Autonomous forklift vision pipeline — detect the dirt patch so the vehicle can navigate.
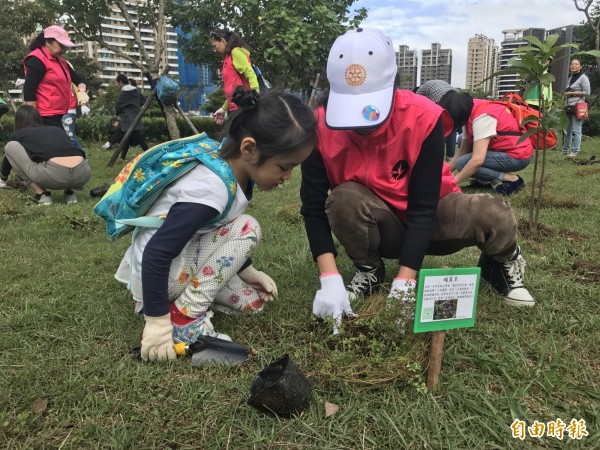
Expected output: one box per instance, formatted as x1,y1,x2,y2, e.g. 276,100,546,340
554,261,600,284
576,166,600,176
518,218,555,239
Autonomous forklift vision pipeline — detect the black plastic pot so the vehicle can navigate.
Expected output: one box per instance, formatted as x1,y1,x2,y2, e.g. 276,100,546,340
247,354,311,417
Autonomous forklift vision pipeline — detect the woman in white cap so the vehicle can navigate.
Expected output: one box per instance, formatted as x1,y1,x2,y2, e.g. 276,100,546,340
23,25,88,129
301,28,534,335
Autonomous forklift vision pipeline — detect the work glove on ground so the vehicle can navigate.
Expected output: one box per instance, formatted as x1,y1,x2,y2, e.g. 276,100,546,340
313,274,355,333
102,142,111,149
77,90,89,105
141,314,177,361
238,265,278,301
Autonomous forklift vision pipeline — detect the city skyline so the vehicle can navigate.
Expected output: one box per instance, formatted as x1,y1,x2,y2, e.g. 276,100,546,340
354,0,585,88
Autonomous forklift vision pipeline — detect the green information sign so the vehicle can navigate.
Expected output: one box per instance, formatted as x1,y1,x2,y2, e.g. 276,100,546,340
413,267,481,333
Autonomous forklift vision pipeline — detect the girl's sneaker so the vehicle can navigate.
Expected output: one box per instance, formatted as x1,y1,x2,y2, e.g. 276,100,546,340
170,305,232,343
0,178,9,189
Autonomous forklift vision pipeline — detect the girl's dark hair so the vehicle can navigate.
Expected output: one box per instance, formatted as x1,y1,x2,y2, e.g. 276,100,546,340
29,32,55,51
116,74,129,85
209,28,250,54
220,86,317,164
14,105,43,131
438,90,474,131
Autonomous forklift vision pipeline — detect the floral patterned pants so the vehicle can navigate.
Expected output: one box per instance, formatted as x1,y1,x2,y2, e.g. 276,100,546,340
168,214,265,318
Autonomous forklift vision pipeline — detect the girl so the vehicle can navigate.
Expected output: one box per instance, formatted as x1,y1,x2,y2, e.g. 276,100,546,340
115,88,317,362
2,105,91,204
209,28,260,125
115,74,149,161
563,58,590,158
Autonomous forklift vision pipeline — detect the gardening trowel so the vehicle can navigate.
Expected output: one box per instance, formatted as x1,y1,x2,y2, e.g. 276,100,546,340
174,336,250,366
130,336,250,366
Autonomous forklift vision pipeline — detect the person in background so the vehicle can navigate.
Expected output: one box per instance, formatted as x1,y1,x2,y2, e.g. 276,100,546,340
115,88,317,361
416,80,473,161
300,28,534,336
2,105,90,204
562,58,590,158
208,28,260,125
115,74,149,161
23,25,88,129
448,96,534,195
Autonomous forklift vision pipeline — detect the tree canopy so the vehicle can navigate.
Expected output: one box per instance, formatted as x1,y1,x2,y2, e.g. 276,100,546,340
0,0,54,105
169,0,368,90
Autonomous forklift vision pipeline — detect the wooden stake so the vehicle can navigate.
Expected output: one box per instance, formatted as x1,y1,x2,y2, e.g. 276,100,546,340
426,330,446,390
175,103,199,135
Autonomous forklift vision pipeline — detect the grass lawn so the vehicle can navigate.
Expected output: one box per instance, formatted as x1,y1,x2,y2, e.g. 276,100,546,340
1,137,599,449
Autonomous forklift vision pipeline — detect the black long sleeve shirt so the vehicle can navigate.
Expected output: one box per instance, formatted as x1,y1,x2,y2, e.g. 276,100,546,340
300,118,445,271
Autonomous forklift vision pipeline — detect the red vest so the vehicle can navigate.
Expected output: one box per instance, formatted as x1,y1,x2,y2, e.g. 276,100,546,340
466,99,533,160
222,49,251,112
24,47,72,116
316,90,459,220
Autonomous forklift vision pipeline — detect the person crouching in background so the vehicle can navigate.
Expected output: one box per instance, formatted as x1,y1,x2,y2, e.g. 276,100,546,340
2,105,91,204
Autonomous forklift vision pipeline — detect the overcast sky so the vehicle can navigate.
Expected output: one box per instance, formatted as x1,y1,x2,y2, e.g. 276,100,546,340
352,0,586,88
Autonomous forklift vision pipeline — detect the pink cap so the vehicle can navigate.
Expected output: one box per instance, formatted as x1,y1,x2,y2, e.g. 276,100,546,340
44,25,75,47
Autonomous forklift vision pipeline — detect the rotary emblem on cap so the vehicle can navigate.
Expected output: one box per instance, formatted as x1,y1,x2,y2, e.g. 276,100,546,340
345,64,367,87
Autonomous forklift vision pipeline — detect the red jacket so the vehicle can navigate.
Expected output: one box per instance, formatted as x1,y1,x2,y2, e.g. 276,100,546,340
24,47,72,116
315,90,458,219
222,50,251,112
466,99,534,160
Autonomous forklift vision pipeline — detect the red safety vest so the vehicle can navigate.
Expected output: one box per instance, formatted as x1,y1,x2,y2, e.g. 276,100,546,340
466,99,534,160
222,49,251,112
315,90,459,221
24,47,72,116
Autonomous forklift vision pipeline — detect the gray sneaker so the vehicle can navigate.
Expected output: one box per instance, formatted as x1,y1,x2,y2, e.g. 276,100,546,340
35,192,52,205
64,191,78,204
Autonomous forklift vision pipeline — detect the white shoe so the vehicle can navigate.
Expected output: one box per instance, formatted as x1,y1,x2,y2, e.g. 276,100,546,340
35,193,53,205
0,178,8,189
64,191,78,204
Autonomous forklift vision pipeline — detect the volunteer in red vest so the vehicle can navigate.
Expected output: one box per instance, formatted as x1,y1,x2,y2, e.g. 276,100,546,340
448,98,534,196
209,28,259,125
300,28,534,332
23,25,88,129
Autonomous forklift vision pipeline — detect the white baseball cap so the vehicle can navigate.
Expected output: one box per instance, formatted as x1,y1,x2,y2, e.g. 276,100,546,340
325,28,397,129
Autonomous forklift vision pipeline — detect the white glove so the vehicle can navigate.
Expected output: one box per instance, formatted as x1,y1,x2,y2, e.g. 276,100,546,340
15,78,25,88
387,278,417,302
313,274,355,333
141,314,177,361
77,90,89,105
387,278,417,334
80,105,91,116
102,141,111,149
214,108,226,125
238,265,278,301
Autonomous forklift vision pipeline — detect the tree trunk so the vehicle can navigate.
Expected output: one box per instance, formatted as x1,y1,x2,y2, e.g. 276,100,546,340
164,105,180,140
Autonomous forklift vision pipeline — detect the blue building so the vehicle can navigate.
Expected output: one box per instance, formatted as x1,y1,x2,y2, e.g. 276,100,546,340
176,27,218,112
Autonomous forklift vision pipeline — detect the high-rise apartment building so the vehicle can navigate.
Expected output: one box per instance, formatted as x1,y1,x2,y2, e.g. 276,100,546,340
396,45,418,90
74,2,179,90
497,28,545,97
420,43,452,85
465,34,499,96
